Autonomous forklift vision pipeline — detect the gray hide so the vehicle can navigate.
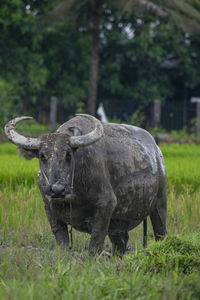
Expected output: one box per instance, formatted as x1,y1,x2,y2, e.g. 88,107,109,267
5,114,167,256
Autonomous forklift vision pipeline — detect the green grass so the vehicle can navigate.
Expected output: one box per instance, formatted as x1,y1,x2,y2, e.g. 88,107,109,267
0,119,50,136
15,119,50,136
0,143,38,189
161,144,200,192
0,142,200,299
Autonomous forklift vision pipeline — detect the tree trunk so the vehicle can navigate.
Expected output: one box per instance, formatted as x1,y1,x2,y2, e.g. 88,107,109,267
49,96,57,132
87,1,103,116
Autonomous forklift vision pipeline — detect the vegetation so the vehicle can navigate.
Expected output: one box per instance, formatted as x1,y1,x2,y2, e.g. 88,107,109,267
0,142,200,299
1,1,200,127
41,0,200,115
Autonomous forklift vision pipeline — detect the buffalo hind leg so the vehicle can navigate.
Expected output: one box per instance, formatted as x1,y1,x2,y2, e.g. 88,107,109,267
108,231,129,257
150,200,167,241
143,218,148,247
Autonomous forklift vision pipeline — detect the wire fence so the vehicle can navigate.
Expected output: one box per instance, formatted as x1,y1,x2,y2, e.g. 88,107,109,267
38,98,197,133
161,100,196,131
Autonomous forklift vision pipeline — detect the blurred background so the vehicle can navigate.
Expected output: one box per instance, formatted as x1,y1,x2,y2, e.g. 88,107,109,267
1,0,200,138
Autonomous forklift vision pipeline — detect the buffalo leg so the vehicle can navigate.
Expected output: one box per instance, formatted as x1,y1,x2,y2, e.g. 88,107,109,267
38,176,70,248
143,218,148,247
108,231,129,257
89,192,117,255
43,199,69,248
88,209,112,255
54,220,69,248
150,192,167,241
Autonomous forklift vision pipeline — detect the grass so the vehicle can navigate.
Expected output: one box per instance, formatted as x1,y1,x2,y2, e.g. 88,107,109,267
14,119,50,136
0,119,50,136
0,142,200,299
162,144,200,192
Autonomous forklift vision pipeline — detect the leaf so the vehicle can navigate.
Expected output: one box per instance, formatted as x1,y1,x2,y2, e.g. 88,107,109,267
39,0,76,26
122,0,168,17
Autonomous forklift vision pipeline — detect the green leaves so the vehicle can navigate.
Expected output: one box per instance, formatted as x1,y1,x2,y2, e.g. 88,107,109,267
0,0,200,123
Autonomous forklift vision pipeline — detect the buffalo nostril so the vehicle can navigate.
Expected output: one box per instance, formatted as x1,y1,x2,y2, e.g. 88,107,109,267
51,184,66,196
49,188,55,196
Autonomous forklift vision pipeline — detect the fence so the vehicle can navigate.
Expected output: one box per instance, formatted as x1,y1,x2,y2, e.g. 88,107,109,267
44,98,198,134
161,100,196,131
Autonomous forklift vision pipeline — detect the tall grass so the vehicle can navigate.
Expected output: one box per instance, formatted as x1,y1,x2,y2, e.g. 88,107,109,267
160,144,200,235
0,143,38,189
0,142,200,299
161,144,200,192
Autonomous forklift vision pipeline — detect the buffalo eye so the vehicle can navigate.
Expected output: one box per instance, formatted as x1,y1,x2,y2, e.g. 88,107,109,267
66,150,72,162
40,152,46,162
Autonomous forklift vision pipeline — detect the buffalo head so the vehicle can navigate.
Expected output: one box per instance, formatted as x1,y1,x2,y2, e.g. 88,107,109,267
5,114,103,199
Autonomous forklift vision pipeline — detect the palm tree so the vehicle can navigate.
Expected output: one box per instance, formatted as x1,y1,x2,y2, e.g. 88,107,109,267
40,0,200,116
124,0,200,33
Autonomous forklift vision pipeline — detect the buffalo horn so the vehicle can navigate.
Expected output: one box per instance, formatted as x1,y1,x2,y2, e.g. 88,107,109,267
4,117,40,149
69,114,104,148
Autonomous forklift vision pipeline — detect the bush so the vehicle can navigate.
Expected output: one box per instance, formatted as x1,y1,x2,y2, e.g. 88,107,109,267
124,235,200,275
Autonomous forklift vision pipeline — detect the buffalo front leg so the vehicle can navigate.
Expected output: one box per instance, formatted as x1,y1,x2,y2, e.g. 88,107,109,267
43,198,69,249
38,175,69,248
89,191,117,256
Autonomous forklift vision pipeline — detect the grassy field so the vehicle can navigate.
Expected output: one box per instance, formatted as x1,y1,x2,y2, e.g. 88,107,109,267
0,142,200,299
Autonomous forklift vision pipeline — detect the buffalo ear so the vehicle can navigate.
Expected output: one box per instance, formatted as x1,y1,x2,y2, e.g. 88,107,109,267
18,147,39,160
68,126,82,136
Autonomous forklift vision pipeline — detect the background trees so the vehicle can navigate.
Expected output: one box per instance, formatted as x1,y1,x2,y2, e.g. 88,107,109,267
40,0,200,116
0,0,200,130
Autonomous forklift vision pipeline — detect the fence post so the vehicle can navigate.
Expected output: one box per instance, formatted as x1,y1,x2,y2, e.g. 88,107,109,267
191,98,200,138
50,96,57,132
197,102,200,138
153,100,161,128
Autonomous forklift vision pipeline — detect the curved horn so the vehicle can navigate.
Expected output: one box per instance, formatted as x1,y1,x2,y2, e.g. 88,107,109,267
4,117,40,149
69,114,104,148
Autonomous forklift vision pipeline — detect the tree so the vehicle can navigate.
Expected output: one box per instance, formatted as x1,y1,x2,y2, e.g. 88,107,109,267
0,0,47,128
1,0,200,127
39,0,200,116
39,21,91,121
87,1,103,115
97,6,200,124
40,0,109,115
124,0,200,34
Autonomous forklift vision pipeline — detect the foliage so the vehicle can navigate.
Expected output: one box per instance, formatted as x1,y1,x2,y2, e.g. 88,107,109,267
124,0,200,34
149,126,168,137
0,0,48,126
170,127,196,139
0,119,49,136
1,1,200,128
125,235,200,274
108,116,122,124
127,106,146,127
16,120,50,136
40,22,91,109
75,101,86,114
0,0,91,125
98,8,200,118
38,0,200,116
0,79,17,130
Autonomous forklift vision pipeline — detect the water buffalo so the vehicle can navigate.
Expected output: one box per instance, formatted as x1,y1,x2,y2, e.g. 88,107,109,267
5,114,167,256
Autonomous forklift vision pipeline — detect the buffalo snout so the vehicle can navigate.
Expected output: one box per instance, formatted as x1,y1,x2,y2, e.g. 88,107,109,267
49,183,67,198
